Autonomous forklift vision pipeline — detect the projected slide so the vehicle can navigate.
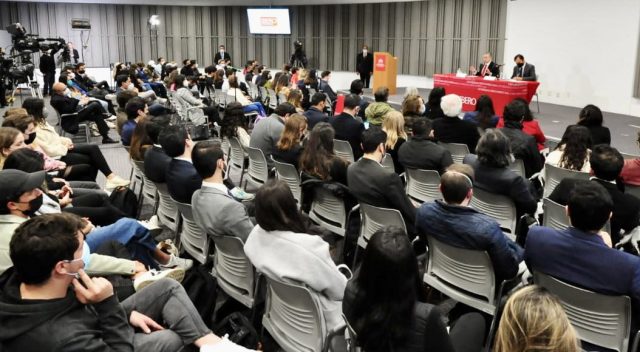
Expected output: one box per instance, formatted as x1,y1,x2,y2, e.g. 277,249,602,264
247,8,291,34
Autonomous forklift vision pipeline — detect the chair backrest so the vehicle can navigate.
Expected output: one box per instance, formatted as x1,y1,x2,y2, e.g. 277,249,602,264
543,163,590,198
439,142,470,163
132,160,158,208
215,90,227,109
620,152,639,160
542,197,570,230
333,139,355,163
267,88,278,110
228,137,246,168
212,235,257,308
424,236,499,315
176,201,209,264
274,160,301,203
154,182,180,232
277,92,287,105
262,276,326,352
508,158,526,178
625,184,640,199
469,187,517,234
246,147,269,189
357,203,407,249
381,153,395,172
258,86,268,104
405,168,442,204
308,186,348,236
533,271,633,352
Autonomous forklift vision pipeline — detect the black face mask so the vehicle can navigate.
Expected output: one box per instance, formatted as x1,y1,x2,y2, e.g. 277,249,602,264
516,62,524,68
20,194,43,217
25,132,36,145
78,70,85,74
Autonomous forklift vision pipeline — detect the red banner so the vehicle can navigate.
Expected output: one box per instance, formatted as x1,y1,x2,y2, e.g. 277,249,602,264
374,54,386,71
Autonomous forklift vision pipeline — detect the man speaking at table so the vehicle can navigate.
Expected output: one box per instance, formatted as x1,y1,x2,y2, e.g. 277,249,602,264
470,53,500,77
511,54,537,81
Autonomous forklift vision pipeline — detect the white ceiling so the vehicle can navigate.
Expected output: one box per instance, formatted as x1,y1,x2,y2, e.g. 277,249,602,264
13,0,422,5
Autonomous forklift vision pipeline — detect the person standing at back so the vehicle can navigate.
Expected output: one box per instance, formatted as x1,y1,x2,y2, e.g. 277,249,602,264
39,48,56,97
356,45,374,88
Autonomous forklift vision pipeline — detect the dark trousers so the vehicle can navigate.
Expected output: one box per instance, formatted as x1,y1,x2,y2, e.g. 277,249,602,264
203,106,221,125
60,143,113,179
359,72,371,88
42,71,56,95
0,80,6,106
68,101,110,137
449,313,487,352
64,192,127,226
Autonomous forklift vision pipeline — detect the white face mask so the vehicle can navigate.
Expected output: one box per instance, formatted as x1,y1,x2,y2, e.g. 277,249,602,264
68,73,75,80
363,49,368,55
64,88,71,96
418,104,426,115
126,84,134,91
183,80,189,87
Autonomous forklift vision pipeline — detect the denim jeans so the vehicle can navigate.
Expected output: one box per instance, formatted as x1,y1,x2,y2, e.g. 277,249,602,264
121,279,212,352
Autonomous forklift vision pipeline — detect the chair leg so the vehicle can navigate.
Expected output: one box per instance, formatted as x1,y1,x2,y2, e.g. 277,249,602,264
84,124,90,144
536,94,540,113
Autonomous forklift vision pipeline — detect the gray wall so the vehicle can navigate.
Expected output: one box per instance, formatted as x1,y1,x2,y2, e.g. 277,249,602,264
0,0,507,76
636,30,640,98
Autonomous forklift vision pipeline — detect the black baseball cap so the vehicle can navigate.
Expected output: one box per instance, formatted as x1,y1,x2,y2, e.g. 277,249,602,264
0,170,45,204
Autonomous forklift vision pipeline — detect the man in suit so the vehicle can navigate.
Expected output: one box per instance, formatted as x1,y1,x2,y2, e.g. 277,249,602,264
39,48,56,96
331,94,366,161
160,125,201,204
250,103,296,169
318,71,337,102
143,116,171,183
472,52,500,77
356,45,374,88
49,82,117,144
511,54,537,81
304,93,329,130
213,45,232,65
525,181,640,347
432,94,480,153
398,118,453,174
500,99,544,178
191,141,254,243
347,127,417,238
549,144,640,246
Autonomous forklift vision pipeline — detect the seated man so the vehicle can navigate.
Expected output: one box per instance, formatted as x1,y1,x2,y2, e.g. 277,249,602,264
432,94,480,153
249,103,296,169
398,118,453,174
416,163,523,282
318,70,337,102
121,97,147,147
347,127,417,237
525,182,640,350
331,94,366,161
364,86,394,126
0,213,256,352
50,82,117,144
115,74,167,116
549,144,640,246
74,62,111,92
304,92,329,130
500,99,543,178
191,141,254,243
143,116,172,183
174,74,220,126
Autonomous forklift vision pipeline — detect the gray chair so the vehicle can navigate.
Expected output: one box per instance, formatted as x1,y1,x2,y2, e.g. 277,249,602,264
333,139,355,163
176,201,209,265
381,153,395,172
274,160,302,204
309,186,348,236
53,108,90,143
356,204,407,250
439,142,470,164
543,164,590,198
405,168,442,205
469,188,517,234
215,89,227,109
227,137,247,185
132,160,159,217
533,271,640,352
621,152,640,160
244,147,270,190
277,92,287,105
211,235,259,309
626,184,640,199
154,182,181,233
262,276,342,352
267,88,278,111
542,198,570,230
508,158,526,178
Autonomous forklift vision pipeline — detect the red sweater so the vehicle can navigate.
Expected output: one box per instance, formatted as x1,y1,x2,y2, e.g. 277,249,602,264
621,159,640,186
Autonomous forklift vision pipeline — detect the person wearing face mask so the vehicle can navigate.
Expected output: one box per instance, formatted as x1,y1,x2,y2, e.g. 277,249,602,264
356,45,374,88
74,63,111,92
331,94,366,160
511,54,537,81
174,75,221,127
39,48,56,97
400,94,427,134
214,44,232,66
347,127,418,239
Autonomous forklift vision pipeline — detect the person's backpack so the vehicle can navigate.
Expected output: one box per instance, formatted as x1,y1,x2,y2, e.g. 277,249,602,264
182,263,218,327
108,186,138,218
213,312,260,349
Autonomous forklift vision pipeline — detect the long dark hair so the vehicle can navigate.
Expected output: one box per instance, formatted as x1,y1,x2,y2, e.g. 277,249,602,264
558,125,592,171
578,104,603,127
347,227,424,351
299,122,342,180
475,95,496,129
22,98,46,126
254,179,308,234
129,117,153,161
427,87,446,109
220,102,246,140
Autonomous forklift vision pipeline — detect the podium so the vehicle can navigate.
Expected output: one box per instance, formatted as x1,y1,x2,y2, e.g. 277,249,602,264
372,52,398,95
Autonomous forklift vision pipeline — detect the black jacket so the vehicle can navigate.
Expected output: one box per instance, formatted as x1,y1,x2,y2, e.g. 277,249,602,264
166,159,203,204
501,121,544,178
511,63,537,81
273,145,303,170
347,158,417,235
214,52,232,64
475,61,500,77
318,80,337,101
50,93,80,115
398,136,453,174
549,178,640,245
144,146,172,183
586,125,611,146
303,107,329,130
432,117,480,154
331,112,365,161
0,269,134,352
356,53,374,74
39,53,56,73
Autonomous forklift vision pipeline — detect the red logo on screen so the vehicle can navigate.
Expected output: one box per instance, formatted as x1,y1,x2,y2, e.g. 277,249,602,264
375,55,386,71
260,17,278,27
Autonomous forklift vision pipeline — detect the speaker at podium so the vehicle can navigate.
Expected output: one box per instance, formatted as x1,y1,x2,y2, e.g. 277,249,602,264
372,52,398,95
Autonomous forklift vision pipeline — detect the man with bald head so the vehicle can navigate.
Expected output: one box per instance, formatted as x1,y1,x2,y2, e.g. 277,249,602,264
415,163,523,282
471,52,500,77
50,82,117,144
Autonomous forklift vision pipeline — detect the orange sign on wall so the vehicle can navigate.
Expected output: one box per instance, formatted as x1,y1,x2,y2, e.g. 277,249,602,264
375,54,386,71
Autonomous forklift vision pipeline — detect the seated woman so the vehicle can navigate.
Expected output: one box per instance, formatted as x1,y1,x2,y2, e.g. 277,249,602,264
299,122,350,186
220,102,251,154
621,131,640,186
545,125,592,175
463,129,538,217
129,116,153,162
577,104,610,146
226,76,267,117
21,98,130,189
275,74,291,99
343,226,486,352
401,94,426,134
463,94,499,130
273,113,307,168
173,74,220,126
426,87,446,120
497,98,546,150
381,111,408,174
494,285,580,352
244,179,348,331
287,89,305,113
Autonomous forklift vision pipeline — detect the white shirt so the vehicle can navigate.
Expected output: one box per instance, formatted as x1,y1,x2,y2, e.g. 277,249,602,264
201,181,228,194
174,156,192,164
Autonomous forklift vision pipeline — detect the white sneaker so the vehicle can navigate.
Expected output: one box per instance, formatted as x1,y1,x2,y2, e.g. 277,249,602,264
105,175,130,190
105,115,117,121
133,267,185,291
159,254,193,271
106,121,116,129
157,238,179,256
229,187,255,201
89,123,101,137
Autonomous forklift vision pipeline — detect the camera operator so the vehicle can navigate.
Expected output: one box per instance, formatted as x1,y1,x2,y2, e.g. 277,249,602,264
290,41,308,68
58,42,79,67
39,48,56,97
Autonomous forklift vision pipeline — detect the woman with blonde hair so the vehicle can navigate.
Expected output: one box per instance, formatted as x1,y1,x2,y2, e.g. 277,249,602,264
382,111,408,174
287,89,304,113
494,285,580,352
273,113,307,168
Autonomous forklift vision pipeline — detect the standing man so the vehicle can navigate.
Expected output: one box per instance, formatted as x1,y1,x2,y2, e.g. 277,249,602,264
356,45,374,88
39,49,56,97
214,45,231,65
471,53,500,77
511,54,537,81
59,42,80,68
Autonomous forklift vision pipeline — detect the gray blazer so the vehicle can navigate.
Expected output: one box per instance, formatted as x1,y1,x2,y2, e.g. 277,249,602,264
511,63,537,81
191,186,254,243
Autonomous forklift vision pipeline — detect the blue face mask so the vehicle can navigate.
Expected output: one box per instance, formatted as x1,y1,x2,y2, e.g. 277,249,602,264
64,242,91,278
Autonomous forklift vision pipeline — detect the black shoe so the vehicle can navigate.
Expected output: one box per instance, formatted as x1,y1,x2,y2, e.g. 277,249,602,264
102,137,118,144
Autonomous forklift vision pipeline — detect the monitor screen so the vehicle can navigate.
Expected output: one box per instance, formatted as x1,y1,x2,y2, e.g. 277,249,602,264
247,8,291,35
